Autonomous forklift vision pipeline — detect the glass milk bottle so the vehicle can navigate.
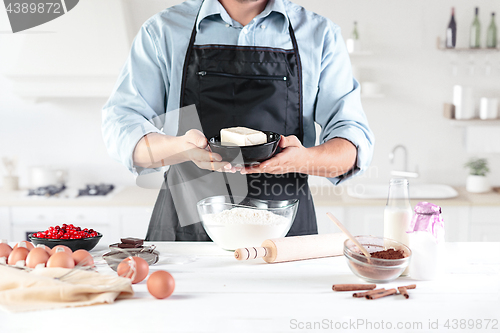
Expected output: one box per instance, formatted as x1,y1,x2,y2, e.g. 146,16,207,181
408,202,445,280
384,178,413,247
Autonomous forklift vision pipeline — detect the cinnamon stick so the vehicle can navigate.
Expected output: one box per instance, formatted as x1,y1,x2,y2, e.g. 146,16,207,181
398,286,409,299
366,288,397,300
353,288,386,298
332,284,376,291
399,284,416,290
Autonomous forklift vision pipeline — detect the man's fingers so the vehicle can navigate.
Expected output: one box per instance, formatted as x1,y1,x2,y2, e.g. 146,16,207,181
189,148,222,162
279,135,301,148
241,163,269,174
208,151,223,162
195,161,233,172
185,129,209,149
259,153,283,169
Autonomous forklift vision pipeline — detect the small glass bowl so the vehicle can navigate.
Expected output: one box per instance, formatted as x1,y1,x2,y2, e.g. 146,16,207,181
344,236,412,283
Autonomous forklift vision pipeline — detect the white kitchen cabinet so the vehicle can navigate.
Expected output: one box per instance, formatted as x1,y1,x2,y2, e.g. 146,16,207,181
469,207,500,242
439,205,471,242
316,205,394,237
8,206,155,244
116,207,153,239
314,206,345,234
470,224,500,242
3,201,498,243
343,206,385,237
0,207,10,240
11,207,112,225
10,206,120,245
318,205,472,242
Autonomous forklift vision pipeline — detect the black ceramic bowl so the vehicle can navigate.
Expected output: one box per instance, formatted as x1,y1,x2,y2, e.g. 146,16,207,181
29,233,103,252
208,131,281,166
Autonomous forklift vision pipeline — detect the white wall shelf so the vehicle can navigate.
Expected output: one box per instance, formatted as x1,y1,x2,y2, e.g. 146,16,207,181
349,50,385,98
348,51,374,56
6,75,118,100
449,119,500,126
437,46,500,53
361,93,385,99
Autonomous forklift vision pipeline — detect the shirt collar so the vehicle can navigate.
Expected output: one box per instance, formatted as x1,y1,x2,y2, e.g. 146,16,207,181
196,0,289,32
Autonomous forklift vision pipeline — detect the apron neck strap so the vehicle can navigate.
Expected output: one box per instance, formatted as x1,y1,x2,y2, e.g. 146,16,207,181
181,2,304,141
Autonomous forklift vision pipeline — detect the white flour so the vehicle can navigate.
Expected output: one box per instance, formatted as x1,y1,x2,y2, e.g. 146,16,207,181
202,207,290,250
204,207,288,226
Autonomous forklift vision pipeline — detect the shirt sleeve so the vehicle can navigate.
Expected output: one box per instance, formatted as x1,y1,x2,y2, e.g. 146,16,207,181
314,23,375,185
102,23,167,175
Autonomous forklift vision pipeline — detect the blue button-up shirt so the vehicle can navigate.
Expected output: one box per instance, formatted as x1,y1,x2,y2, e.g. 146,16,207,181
102,0,374,184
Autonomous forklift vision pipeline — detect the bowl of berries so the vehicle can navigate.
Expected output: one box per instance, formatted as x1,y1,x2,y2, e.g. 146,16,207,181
29,224,102,252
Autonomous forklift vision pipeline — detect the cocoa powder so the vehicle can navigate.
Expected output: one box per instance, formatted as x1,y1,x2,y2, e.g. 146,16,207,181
347,248,408,281
369,249,405,260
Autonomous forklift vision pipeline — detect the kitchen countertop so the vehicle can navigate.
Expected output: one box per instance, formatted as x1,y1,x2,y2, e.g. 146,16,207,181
1,242,499,333
0,185,498,207
313,185,500,207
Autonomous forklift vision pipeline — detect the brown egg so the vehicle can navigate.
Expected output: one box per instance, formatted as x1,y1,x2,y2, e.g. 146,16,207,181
50,245,72,255
8,247,30,265
0,243,13,258
35,244,52,255
72,249,94,267
26,247,50,268
117,257,149,284
13,241,34,251
47,250,75,268
147,271,175,299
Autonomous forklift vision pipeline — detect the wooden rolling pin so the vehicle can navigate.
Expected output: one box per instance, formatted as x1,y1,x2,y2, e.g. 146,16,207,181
234,233,347,263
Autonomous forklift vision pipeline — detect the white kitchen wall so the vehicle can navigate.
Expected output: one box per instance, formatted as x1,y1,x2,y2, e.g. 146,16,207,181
0,82,136,188
0,0,499,189
298,0,500,187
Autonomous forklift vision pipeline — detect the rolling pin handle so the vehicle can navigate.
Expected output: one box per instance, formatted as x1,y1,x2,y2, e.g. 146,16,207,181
234,247,267,261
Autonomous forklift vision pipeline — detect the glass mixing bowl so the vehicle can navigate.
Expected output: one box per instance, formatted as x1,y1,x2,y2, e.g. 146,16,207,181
344,236,412,283
197,196,299,251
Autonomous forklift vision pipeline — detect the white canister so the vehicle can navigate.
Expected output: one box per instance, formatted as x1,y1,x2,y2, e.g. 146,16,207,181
346,39,362,54
3,176,19,191
361,82,382,96
408,202,445,280
453,85,476,119
30,167,67,188
479,98,499,120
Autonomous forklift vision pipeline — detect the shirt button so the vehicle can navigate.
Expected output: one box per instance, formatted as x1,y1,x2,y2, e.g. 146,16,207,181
260,25,266,29
225,24,230,28
243,28,249,34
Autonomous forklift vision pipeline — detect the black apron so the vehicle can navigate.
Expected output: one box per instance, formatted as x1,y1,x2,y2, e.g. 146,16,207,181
145,4,317,241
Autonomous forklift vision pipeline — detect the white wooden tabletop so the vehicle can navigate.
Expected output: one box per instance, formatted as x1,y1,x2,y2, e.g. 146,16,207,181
1,242,499,333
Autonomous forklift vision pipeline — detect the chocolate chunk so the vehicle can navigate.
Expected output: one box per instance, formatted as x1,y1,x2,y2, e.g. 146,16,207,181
118,243,143,248
120,237,144,245
109,243,144,249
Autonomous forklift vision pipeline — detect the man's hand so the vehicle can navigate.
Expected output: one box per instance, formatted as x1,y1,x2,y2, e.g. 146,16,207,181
241,136,357,178
133,129,236,172
241,135,307,175
180,129,234,172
